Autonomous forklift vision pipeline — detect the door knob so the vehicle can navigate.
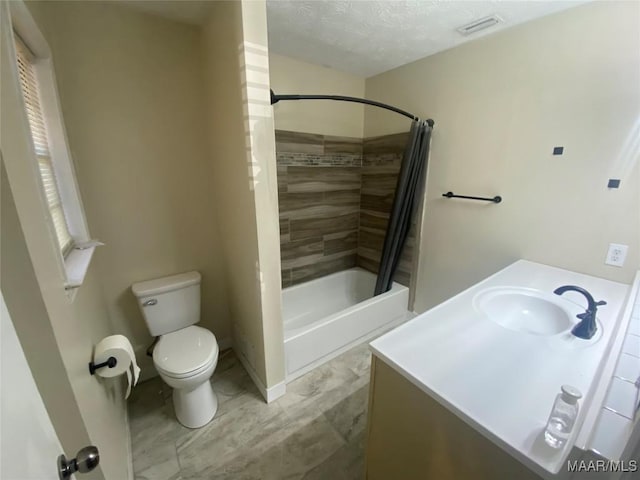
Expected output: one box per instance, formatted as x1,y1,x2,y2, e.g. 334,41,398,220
58,446,99,480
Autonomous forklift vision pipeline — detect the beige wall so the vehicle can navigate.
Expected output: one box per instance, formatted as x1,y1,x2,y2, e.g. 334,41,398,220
364,1,640,313
202,0,284,392
26,0,231,375
239,0,285,389
1,2,129,477
270,53,365,138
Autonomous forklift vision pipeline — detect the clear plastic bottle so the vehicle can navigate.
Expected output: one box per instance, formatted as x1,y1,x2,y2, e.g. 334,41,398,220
544,385,582,449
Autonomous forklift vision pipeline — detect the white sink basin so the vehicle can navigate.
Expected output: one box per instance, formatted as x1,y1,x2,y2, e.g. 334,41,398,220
474,287,574,335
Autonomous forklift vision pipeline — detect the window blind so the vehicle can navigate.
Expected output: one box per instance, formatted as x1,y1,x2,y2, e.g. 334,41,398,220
14,35,73,255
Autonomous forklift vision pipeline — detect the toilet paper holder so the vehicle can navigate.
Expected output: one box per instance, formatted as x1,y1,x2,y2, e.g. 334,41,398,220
88,356,117,375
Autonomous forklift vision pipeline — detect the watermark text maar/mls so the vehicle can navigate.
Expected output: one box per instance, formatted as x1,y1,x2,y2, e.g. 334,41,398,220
567,460,637,473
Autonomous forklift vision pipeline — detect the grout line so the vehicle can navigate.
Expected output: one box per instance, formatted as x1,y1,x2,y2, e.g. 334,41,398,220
613,374,639,385
603,405,634,421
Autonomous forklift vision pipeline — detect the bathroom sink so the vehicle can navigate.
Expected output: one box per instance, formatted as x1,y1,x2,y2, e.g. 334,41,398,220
474,288,573,336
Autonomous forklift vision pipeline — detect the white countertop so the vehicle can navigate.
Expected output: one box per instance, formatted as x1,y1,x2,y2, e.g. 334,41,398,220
370,260,631,478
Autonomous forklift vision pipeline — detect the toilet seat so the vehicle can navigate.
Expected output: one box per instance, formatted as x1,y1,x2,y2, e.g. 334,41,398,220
153,325,218,379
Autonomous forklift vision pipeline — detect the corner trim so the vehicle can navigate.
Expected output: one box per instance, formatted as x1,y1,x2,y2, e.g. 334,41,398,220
234,348,286,403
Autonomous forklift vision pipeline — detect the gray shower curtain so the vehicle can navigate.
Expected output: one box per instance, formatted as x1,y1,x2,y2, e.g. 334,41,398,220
374,119,432,295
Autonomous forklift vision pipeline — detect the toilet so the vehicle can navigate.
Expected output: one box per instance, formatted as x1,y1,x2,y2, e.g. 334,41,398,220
131,271,218,428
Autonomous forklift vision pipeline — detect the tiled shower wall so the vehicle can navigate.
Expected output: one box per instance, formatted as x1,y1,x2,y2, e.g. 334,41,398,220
277,130,362,287
276,130,414,288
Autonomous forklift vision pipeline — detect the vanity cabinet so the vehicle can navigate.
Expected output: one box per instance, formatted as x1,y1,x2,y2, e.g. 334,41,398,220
364,356,542,480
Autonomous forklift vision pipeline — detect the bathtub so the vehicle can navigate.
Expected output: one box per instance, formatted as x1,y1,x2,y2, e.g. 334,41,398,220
282,267,410,381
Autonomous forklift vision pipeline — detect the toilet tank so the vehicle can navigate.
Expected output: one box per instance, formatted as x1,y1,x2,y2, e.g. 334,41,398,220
131,271,201,336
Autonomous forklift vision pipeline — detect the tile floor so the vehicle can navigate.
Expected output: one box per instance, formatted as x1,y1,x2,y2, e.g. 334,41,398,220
129,343,372,479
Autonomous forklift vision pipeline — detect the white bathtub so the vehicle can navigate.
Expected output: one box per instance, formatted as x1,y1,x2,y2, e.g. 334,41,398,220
282,267,410,380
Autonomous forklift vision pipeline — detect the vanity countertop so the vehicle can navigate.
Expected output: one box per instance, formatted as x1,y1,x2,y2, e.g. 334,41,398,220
369,260,632,478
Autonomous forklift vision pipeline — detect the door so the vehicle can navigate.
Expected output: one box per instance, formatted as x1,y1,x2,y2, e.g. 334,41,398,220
0,292,63,479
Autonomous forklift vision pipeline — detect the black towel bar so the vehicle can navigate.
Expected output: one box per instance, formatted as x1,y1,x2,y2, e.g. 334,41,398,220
442,191,502,203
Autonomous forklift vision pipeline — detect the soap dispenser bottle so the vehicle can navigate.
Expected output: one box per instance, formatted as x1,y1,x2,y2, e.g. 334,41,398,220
544,385,582,449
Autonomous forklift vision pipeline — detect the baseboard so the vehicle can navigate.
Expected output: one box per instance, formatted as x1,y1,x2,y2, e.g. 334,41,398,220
234,347,286,403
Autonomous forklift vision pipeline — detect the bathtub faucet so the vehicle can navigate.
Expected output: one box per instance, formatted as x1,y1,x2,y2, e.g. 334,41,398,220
553,285,606,340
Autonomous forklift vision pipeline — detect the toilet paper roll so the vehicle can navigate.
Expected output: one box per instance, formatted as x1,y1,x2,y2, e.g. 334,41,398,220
93,335,141,399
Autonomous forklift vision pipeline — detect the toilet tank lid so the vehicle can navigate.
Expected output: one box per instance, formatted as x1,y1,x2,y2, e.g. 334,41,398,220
131,271,201,297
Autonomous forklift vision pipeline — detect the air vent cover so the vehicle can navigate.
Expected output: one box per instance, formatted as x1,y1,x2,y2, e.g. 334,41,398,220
457,15,503,36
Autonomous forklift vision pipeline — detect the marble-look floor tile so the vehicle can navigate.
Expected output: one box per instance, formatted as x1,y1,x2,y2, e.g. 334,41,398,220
302,429,366,480
130,346,373,480
128,377,165,416
323,385,369,443
130,402,183,478
177,394,287,477
324,343,372,379
277,359,367,423
202,414,346,480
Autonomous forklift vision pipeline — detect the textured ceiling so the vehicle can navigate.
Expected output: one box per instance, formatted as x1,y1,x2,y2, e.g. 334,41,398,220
266,0,588,77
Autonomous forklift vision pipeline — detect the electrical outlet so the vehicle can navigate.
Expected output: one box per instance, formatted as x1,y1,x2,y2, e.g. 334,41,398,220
605,243,628,267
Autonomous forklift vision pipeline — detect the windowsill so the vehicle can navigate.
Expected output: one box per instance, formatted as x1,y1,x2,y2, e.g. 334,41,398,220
64,246,96,300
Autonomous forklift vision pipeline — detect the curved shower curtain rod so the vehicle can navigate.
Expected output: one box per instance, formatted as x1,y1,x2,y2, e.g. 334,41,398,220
270,89,434,127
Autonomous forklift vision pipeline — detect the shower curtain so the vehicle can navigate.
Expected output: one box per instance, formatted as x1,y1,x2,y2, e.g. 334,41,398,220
374,119,432,295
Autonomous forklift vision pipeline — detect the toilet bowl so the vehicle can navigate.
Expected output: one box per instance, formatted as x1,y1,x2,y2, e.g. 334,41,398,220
131,271,219,428
153,325,219,428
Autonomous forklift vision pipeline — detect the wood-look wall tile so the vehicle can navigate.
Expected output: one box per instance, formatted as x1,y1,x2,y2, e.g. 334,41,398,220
360,193,394,213
393,270,410,287
324,230,358,256
276,130,324,154
360,172,398,195
279,192,324,216
276,130,416,288
277,166,288,193
281,269,292,288
290,213,359,241
287,167,361,193
359,212,389,231
362,154,403,168
356,255,379,275
363,132,409,155
279,218,290,235
281,236,323,260
361,163,402,175
289,204,361,221
291,253,357,285
323,189,361,206
324,136,363,154
357,245,382,263
357,229,384,251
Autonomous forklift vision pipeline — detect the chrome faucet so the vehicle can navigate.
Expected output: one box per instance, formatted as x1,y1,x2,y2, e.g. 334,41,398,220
554,285,606,340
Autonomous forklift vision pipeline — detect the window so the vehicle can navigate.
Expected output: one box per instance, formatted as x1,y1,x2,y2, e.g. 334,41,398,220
8,0,97,293
14,35,73,256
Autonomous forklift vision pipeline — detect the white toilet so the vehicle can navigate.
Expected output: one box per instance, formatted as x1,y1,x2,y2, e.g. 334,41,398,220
132,271,219,428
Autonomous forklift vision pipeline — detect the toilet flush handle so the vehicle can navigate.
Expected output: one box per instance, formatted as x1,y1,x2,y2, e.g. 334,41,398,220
143,299,157,307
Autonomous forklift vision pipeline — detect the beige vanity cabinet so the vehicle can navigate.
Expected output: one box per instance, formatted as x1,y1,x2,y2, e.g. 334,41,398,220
364,356,543,480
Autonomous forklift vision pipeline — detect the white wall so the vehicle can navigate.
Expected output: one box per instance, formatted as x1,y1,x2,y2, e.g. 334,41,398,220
364,1,640,312
270,53,365,137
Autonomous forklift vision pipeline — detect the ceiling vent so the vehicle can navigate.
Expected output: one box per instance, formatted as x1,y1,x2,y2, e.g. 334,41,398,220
457,15,503,36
